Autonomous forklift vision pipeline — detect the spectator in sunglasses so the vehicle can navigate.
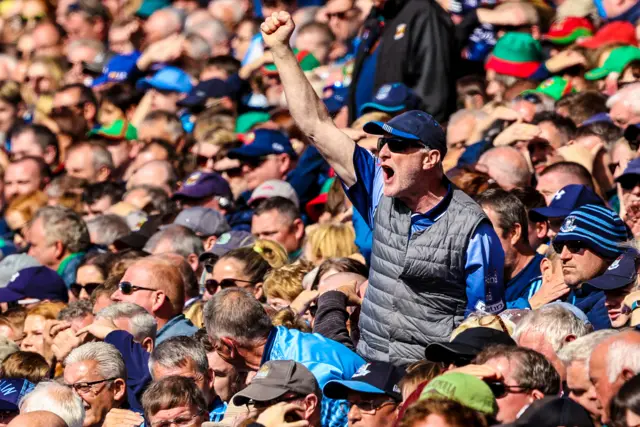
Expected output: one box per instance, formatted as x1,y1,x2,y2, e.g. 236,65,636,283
71,253,111,301
53,83,99,131
618,158,640,238
111,255,198,345
552,204,629,329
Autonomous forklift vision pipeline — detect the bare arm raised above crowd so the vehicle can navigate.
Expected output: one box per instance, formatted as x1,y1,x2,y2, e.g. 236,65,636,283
261,12,357,187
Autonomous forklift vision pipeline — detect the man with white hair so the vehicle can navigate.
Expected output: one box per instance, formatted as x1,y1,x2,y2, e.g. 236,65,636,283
20,381,85,427
558,330,619,423
189,18,230,56
143,8,184,47
63,342,129,427
513,303,591,380
607,83,640,129
589,330,640,424
96,302,157,351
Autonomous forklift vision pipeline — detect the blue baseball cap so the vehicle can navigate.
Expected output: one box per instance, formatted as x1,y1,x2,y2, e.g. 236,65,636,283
616,158,640,186
172,171,232,200
553,204,629,260
177,78,241,109
136,0,171,18
587,250,638,291
227,129,296,159
363,110,447,155
581,112,612,126
91,52,141,87
324,362,405,402
530,184,604,220
0,379,35,410
359,83,423,115
323,86,349,115
136,66,193,93
0,266,68,303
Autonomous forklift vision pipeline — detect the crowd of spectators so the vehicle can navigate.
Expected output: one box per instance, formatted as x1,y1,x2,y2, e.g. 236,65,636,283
1,0,640,426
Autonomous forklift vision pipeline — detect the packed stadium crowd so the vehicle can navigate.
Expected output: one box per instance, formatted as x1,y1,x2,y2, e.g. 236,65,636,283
2,0,640,426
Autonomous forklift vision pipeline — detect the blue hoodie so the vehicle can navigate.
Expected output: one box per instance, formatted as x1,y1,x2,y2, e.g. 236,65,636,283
568,284,611,330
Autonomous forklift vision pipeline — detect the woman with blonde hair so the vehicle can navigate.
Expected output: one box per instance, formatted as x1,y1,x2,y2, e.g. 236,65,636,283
202,239,288,302
22,56,64,108
304,223,359,265
263,261,314,310
20,301,66,365
4,190,48,250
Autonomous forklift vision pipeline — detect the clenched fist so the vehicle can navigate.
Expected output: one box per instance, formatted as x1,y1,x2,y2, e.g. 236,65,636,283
261,11,295,49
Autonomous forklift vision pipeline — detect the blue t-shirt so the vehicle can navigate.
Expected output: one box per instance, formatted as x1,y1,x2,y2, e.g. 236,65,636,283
344,146,506,314
505,253,544,309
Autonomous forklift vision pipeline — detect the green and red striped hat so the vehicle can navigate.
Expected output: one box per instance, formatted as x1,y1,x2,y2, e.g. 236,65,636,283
263,49,320,76
543,17,594,45
521,76,576,101
485,33,544,79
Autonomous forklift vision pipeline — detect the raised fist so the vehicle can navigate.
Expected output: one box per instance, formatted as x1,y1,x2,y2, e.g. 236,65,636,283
261,11,295,49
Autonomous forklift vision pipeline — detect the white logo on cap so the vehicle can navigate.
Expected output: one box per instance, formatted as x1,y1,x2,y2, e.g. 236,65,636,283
608,258,622,271
272,143,284,152
9,272,18,283
216,233,231,245
352,363,371,378
376,85,392,100
553,189,566,201
561,215,577,233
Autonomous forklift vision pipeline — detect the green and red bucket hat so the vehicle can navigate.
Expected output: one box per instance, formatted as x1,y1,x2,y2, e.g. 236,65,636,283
485,32,544,79
521,76,576,101
543,17,594,45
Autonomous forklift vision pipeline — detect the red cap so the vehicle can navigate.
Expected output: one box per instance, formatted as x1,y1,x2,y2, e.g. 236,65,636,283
578,21,638,49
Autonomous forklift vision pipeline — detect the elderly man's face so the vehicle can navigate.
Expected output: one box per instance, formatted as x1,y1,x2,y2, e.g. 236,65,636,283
589,343,624,424
65,12,101,42
325,0,362,42
111,264,158,314
610,98,640,128
11,130,44,161
27,217,59,268
148,405,206,427
482,356,534,423
65,45,99,84
377,136,434,200
566,360,601,421
66,146,98,182
347,391,398,427
4,160,42,202
207,350,244,403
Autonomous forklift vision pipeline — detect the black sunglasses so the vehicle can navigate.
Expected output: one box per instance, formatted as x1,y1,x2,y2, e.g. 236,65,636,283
205,278,256,295
619,177,640,191
377,137,427,154
70,282,101,298
218,166,243,178
552,240,588,255
485,381,531,399
118,281,156,295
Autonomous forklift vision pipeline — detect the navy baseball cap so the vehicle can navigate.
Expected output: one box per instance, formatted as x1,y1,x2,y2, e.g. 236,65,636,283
425,327,516,366
530,184,604,221
0,266,68,303
323,362,405,402
173,171,232,201
359,83,423,115
324,86,349,115
587,250,638,291
199,230,256,261
0,379,35,410
136,66,193,93
227,129,296,159
171,207,230,237
177,78,241,109
91,53,141,87
616,158,640,186
363,110,447,156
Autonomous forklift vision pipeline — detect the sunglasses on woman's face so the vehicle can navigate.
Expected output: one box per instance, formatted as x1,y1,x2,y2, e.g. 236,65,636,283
205,278,256,295
69,282,101,299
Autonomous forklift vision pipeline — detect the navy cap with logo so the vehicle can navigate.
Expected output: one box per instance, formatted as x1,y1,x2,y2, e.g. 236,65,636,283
616,157,640,187
0,266,68,304
171,207,230,237
359,83,424,115
324,86,349,115
530,184,604,221
323,362,405,402
172,171,233,201
199,230,256,261
177,78,241,110
227,129,296,159
0,379,35,411
587,250,638,291
553,204,629,260
363,110,447,156
424,327,516,366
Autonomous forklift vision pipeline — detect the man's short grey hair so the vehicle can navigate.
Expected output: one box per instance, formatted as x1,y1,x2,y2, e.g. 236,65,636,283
606,83,640,114
33,206,91,253
190,18,229,47
558,329,619,366
513,305,592,353
153,7,185,34
58,300,93,323
90,144,114,171
66,38,105,56
96,302,157,343
64,342,127,381
19,381,85,427
0,336,19,362
87,214,131,246
185,32,211,60
210,0,246,25
149,336,208,379
605,339,640,383
144,225,204,257
204,288,273,346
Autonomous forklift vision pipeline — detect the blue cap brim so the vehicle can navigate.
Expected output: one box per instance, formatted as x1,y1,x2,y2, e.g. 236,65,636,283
323,380,387,400
530,207,571,220
177,95,205,108
362,121,420,140
359,102,405,115
587,273,634,290
324,98,345,115
91,75,109,87
0,287,25,303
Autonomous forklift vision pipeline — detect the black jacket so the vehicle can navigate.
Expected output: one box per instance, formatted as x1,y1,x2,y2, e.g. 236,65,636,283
348,0,458,123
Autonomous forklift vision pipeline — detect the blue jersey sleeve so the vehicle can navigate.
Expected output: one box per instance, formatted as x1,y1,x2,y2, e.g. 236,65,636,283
464,221,506,315
342,146,383,228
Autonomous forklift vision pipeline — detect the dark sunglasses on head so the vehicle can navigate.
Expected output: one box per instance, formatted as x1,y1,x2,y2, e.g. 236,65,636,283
552,240,588,255
196,154,216,167
118,281,156,295
205,278,256,295
70,282,101,298
377,137,427,154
